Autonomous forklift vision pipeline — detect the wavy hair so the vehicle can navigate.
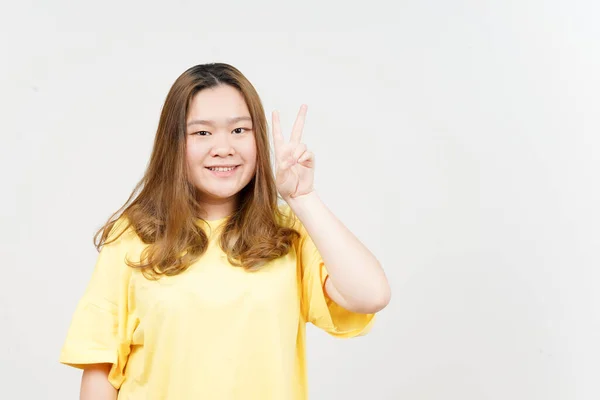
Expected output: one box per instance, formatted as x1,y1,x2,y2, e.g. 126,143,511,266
94,63,299,277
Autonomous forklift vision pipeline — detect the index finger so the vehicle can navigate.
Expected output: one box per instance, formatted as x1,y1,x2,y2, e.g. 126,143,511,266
290,104,308,144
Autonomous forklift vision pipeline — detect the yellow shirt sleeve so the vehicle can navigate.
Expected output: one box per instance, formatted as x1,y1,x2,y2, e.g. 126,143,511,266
59,218,136,389
288,206,376,338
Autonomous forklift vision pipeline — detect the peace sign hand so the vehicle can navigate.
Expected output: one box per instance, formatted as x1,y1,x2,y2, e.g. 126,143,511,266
272,105,315,201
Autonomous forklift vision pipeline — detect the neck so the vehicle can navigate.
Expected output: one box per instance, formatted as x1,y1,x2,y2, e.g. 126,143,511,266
198,196,238,221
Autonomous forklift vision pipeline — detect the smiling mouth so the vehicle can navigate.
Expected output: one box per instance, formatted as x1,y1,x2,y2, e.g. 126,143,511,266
206,165,239,172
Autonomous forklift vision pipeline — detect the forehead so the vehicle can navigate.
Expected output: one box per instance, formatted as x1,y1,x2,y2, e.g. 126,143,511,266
188,85,250,119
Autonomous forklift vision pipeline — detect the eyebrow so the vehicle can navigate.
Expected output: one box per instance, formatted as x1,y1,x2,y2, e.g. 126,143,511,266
186,116,252,127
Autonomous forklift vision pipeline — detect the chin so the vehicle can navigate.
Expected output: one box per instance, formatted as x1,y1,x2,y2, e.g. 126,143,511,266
201,187,241,201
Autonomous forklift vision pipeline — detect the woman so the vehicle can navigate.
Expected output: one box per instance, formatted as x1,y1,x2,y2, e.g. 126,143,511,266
59,63,391,399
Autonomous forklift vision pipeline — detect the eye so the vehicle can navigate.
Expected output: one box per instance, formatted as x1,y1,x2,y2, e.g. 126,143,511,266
232,127,250,134
192,131,211,136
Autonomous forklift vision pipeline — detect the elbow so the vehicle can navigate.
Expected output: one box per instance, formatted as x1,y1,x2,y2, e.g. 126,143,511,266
376,285,392,312
361,283,391,314
371,267,392,312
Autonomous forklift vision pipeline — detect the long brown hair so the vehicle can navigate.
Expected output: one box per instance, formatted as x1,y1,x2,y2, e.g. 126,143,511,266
94,63,299,277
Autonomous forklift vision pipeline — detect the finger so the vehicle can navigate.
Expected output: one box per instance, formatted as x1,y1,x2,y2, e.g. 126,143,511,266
271,110,285,154
290,104,308,144
291,143,307,164
298,150,314,165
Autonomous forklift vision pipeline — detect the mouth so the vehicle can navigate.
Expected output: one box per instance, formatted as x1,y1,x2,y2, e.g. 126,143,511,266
206,165,239,171
205,165,240,177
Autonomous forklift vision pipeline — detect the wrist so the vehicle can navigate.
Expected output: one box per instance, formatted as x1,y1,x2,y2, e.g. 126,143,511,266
285,191,320,217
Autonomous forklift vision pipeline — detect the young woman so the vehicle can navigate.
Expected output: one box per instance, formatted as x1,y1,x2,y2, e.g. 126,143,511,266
59,63,391,400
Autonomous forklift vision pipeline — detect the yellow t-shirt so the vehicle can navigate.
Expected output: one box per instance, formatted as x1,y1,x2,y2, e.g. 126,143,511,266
59,205,375,399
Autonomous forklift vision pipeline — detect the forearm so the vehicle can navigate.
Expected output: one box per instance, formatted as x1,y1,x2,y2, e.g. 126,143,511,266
80,364,117,400
287,191,391,313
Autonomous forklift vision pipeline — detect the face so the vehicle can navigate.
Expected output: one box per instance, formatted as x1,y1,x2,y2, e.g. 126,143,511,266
185,85,257,215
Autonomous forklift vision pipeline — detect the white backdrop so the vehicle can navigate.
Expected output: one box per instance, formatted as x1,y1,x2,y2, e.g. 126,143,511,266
1,0,599,399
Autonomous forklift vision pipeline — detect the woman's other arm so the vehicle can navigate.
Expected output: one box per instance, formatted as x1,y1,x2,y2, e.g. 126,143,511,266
80,364,117,400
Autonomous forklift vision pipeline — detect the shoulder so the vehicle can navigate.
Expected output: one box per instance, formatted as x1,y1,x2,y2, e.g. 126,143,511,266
94,216,146,277
276,202,299,229
102,215,144,251
276,202,309,239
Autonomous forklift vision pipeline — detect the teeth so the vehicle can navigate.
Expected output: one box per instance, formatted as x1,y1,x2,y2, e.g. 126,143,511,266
209,166,236,172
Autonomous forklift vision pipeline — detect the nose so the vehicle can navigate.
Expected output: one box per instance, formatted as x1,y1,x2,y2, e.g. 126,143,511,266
209,132,236,157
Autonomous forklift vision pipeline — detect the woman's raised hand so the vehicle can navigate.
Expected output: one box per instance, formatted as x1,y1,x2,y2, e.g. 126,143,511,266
271,105,315,200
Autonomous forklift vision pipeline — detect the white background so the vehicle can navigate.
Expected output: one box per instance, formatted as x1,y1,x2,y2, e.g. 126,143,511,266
1,0,599,399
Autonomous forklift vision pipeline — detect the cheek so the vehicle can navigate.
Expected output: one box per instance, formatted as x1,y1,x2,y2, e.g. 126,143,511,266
244,138,258,166
186,142,206,165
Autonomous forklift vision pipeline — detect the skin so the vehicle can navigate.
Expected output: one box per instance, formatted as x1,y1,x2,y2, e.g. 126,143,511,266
271,106,391,314
80,84,391,398
80,364,116,400
185,85,257,221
